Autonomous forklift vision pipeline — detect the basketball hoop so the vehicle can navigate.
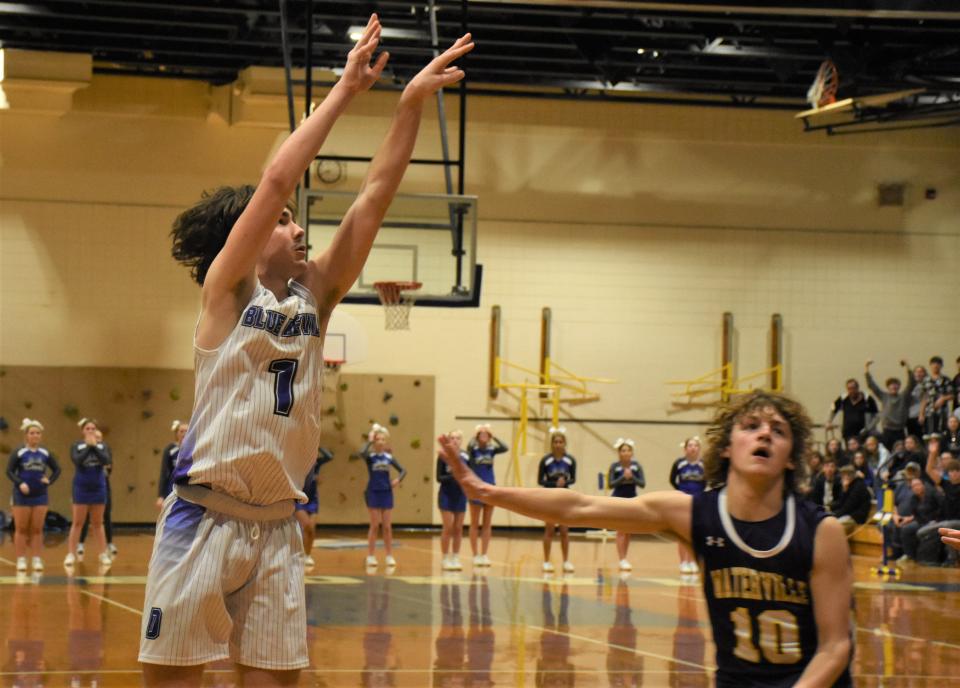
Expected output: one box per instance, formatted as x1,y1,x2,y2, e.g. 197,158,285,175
373,281,422,330
324,360,344,374
807,60,839,109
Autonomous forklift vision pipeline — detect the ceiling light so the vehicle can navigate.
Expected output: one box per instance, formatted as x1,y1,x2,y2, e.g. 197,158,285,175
637,48,646,55
347,25,427,42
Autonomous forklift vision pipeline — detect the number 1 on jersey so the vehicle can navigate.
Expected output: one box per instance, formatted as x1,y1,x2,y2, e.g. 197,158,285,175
269,359,299,416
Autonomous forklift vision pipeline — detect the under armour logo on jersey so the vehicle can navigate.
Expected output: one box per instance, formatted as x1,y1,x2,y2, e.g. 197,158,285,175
705,536,726,547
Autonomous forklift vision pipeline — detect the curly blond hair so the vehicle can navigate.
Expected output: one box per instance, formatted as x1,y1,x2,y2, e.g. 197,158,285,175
703,389,812,494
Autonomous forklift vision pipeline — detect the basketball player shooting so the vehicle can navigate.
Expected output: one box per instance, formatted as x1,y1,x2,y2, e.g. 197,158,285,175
138,15,473,687
439,390,853,688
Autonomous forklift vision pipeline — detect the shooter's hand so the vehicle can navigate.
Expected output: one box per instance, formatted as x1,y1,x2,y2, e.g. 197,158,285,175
402,34,474,104
338,14,389,95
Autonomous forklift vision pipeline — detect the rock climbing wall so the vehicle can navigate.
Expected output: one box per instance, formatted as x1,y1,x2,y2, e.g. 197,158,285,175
0,366,435,525
317,371,436,526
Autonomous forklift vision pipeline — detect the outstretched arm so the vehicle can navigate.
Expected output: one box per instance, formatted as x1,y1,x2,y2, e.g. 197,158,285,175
308,34,475,313
940,527,960,551
437,435,691,538
198,15,388,339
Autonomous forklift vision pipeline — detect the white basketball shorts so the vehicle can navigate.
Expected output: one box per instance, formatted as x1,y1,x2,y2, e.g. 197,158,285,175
138,492,307,670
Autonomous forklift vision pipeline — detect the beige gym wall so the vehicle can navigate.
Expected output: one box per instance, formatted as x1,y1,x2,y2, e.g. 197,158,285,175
2,64,959,525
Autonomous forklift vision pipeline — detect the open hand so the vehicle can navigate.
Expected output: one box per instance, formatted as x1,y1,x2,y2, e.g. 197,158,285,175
339,14,390,94
18,482,29,495
402,34,474,103
940,527,960,551
438,434,487,501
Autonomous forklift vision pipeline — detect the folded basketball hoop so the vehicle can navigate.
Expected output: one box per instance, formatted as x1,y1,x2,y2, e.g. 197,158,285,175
373,281,422,330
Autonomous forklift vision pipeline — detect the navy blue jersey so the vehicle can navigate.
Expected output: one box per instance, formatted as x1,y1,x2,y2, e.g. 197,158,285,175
608,460,645,498
302,450,333,502
158,443,179,499
669,458,706,497
437,450,470,486
692,489,852,688
6,446,61,495
538,453,577,488
468,437,508,484
364,451,406,492
71,441,111,488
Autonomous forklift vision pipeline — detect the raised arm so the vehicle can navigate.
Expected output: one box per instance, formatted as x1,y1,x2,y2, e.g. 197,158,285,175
926,437,943,486
438,435,691,537
492,437,509,455
794,518,852,688
199,16,388,331
864,361,884,399
307,34,474,312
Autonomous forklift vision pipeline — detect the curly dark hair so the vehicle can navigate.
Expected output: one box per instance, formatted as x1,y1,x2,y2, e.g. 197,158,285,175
702,389,812,495
171,185,256,285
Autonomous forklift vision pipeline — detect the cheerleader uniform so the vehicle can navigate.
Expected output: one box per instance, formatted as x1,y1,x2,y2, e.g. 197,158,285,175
158,442,179,501
537,453,577,489
608,460,645,498
437,449,470,513
467,437,508,505
669,457,706,498
71,441,111,505
6,446,61,507
296,448,333,515
363,448,406,510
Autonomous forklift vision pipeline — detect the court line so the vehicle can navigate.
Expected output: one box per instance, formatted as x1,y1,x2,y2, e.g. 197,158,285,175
382,586,716,673
0,556,18,567
855,625,960,651
82,589,143,616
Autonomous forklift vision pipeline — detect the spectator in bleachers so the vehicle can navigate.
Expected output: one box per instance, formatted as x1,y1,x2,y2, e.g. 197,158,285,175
953,355,960,417
865,358,917,451
923,438,960,567
863,435,891,476
798,451,823,497
907,366,927,439
851,450,875,494
921,356,954,437
827,378,878,441
885,435,924,483
810,457,842,513
942,415,960,455
833,465,872,535
824,437,848,468
845,435,862,457
898,477,943,564
883,464,923,559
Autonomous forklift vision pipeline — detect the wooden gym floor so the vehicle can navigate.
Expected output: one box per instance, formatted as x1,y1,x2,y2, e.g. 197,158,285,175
1,529,959,687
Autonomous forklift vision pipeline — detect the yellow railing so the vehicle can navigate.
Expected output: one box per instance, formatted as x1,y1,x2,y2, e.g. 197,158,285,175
668,363,782,406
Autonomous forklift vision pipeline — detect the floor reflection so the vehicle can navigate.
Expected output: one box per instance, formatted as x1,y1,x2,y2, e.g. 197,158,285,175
536,580,574,687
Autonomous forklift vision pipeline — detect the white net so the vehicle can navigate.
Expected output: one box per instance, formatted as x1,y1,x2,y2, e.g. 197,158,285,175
374,282,421,330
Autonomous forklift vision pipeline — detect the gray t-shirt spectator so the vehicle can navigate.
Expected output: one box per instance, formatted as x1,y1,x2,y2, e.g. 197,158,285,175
866,371,917,433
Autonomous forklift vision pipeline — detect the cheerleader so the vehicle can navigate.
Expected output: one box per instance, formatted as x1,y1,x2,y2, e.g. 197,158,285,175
64,418,112,568
295,447,334,568
362,424,406,568
467,424,508,566
78,428,115,559
6,419,61,572
608,438,645,571
155,420,187,510
437,430,469,571
669,436,706,574
537,426,577,573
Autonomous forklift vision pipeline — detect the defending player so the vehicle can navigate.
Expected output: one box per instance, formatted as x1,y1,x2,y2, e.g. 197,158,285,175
138,16,473,685
439,390,853,688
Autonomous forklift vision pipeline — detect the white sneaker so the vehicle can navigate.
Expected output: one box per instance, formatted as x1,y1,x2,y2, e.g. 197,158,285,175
473,554,484,566
542,561,555,573
99,552,112,567
385,555,397,568
31,557,43,572
680,561,691,573
450,555,462,570
619,559,632,571
562,561,575,573
365,555,378,568
76,543,84,556
441,555,453,570
108,543,118,557
63,553,76,567
481,554,492,567
688,561,700,574
304,555,316,568
16,557,27,572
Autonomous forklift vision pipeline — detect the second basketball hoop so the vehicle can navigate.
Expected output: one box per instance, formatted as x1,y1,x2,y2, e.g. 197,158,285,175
374,281,422,330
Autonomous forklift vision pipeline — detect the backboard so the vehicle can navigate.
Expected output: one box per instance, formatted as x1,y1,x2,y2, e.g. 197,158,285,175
301,190,481,307
324,309,367,367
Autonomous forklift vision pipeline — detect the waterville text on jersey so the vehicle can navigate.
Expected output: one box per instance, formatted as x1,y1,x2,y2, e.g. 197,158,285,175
241,306,321,338
710,566,810,605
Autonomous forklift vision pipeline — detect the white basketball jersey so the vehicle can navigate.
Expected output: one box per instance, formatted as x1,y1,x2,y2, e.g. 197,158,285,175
173,279,323,505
